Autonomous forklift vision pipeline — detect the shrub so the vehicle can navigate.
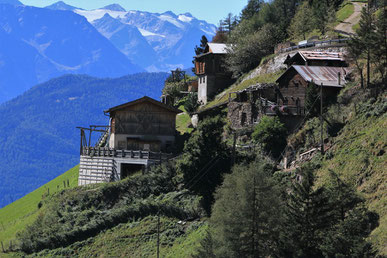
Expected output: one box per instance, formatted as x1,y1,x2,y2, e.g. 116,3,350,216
183,93,199,114
252,116,287,158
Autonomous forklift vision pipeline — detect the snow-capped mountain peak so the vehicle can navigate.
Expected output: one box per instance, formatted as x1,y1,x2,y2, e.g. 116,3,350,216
47,3,216,72
103,4,126,12
45,1,77,11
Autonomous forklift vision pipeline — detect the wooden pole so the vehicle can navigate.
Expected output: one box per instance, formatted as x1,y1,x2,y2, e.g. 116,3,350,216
320,83,324,154
157,215,160,258
88,127,92,148
80,129,84,155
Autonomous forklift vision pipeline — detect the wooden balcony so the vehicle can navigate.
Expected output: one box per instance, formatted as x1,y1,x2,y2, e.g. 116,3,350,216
81,147,173,161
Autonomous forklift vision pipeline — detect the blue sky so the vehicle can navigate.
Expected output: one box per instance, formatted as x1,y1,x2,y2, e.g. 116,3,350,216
19,0,247,25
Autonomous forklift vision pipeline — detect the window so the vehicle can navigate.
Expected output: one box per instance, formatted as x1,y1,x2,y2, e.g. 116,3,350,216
241,112,247,126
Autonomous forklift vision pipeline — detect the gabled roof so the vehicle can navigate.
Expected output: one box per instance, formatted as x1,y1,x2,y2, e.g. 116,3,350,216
276,65,352,87
207,43,230,54
195,43,231,58
285,51,345,64
104,96,182,114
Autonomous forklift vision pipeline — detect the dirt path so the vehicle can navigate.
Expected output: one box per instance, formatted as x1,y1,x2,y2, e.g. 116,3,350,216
335,2,366,35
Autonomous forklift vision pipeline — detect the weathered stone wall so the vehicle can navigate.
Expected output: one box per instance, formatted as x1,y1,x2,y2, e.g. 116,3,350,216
228,102,255,130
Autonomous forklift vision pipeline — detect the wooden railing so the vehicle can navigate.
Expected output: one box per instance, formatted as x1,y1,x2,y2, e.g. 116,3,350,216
81,147,173,161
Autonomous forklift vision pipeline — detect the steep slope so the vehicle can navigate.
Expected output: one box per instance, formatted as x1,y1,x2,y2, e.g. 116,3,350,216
93,14,158,69
0,165,79,252
0,72,168,208
0,4,143,103
315,95,387,255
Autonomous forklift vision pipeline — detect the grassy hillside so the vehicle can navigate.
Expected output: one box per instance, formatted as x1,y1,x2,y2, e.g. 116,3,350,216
316,95,387,255
33,216,207,257
336,1,355,24
176,105,193,134
0,166,79,252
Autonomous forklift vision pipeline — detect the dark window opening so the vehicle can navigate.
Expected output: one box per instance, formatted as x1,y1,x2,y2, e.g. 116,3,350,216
241,112,247,126
121,163,144,179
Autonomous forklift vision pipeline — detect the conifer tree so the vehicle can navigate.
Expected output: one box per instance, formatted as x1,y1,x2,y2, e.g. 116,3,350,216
288,2,315,40
220,13,238,35
209,160,283,257
371,6,387,84
241,0,263,21
284,165,335,257
194,35,208,56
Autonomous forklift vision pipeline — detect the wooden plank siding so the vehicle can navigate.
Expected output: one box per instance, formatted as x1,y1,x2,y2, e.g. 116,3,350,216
277,70,308,107
111,102,176,136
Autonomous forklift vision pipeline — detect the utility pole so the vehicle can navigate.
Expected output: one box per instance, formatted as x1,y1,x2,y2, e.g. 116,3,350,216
232,131,237,166
320,83,324,154
157,214,160,258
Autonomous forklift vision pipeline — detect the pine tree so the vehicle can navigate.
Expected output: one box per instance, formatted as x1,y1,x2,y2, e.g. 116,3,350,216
241,0,263,21
356,5,376,87
194,35,208,56
288,2,315,40
220,13,238,36
311,0,336,35
371,6,387,84
209,160,283,257
284,165,335,257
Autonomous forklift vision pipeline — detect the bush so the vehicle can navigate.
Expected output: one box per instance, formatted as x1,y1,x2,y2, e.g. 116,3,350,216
183,93,199,114
17,165,204,253
176,116,230,213
252,116,287,158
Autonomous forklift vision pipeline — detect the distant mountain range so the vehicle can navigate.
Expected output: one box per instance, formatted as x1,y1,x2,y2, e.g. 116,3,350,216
69,3,217,71
0,72,168,208
0,1,216,103
0,3,143,103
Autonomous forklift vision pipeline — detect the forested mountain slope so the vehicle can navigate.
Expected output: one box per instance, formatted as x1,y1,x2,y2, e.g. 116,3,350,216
0,72,168,208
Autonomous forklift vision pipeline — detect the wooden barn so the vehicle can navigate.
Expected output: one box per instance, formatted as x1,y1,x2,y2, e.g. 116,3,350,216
105,96,181,152
194,43,235,104
77,96,181,186
284,51,347,68
276,65,351,115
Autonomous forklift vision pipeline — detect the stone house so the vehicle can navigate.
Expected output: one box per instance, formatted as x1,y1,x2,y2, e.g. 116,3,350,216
194,43,235,104
227,83,277,130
